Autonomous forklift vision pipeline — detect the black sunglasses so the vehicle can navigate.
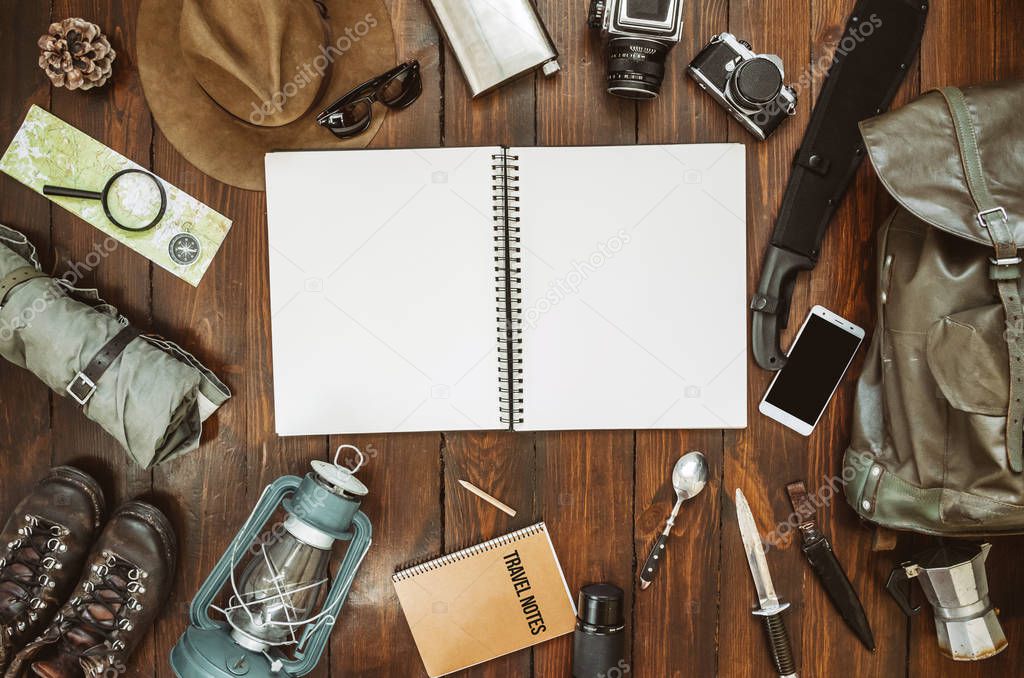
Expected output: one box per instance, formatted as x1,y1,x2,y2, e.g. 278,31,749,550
316,61,422,139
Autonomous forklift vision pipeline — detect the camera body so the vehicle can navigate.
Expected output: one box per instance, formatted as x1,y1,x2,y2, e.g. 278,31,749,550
587,0,685,99
688,33,797,140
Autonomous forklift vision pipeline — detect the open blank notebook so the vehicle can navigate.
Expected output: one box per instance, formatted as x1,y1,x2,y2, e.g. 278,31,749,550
266,144,747,435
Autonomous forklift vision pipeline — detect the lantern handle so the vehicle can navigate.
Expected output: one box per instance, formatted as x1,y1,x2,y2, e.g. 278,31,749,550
333,444,366,474
188,476,304,631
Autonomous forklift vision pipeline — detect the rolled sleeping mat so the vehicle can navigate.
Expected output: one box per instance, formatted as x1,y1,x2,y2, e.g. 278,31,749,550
0,225,230,467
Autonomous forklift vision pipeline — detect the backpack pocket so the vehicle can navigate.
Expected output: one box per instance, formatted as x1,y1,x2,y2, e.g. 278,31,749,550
926,304,1009,415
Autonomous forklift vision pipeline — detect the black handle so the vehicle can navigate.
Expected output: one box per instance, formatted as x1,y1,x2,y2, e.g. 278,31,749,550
762,612,798,677
750,245,816,371
43,185,102,201
639,533,669,590
885,566,922,616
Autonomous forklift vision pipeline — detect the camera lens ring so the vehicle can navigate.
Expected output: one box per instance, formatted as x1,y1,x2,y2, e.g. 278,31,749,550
604,37,670,100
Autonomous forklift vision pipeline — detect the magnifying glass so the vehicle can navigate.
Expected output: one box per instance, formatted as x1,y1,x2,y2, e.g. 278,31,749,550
43,169,168,233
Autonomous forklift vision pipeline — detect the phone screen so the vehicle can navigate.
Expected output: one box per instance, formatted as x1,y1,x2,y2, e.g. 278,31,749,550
764,314,861,425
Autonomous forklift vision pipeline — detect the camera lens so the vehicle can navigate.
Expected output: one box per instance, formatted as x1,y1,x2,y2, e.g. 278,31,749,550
605,37,670,99
728,57,783,109
572,583,626,678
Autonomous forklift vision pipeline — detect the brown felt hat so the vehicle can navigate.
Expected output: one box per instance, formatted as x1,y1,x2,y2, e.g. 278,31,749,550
138,0,396,191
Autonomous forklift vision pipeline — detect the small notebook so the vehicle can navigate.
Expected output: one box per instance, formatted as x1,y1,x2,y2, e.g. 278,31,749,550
392,523,576,677
266,144,747,434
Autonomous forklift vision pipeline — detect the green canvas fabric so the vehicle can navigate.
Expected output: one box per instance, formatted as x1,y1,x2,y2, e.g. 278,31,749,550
0,225,230,467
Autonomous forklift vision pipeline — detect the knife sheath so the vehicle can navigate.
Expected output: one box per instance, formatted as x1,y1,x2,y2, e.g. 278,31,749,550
786,481,875,650
751,0,929,370
801,534,855,605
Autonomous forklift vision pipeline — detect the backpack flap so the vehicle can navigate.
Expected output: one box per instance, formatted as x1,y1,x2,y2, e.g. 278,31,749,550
859,80,1024,248
861,80,1024,472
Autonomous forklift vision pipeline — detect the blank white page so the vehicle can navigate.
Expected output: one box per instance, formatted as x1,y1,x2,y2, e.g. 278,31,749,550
266,147,502,434
515,144,747,430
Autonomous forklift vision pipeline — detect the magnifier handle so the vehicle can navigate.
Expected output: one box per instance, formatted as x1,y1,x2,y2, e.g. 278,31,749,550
43,185,103,200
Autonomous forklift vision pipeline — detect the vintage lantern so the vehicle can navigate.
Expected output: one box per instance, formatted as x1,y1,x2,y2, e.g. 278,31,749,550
170,446,372,677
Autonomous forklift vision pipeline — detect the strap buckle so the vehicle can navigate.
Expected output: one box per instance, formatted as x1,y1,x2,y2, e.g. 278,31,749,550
978,206,1009,228
990,256,1022,267
65,372,97,406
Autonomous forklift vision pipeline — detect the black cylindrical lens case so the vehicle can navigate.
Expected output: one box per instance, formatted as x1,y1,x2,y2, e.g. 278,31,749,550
572,583,626,678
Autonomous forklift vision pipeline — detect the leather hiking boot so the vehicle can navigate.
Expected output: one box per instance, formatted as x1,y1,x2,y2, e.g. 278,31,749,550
6,501,177,678
0,468,105,673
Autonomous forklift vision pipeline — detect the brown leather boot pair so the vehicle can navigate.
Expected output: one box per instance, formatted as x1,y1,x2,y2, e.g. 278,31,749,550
0,467,176,677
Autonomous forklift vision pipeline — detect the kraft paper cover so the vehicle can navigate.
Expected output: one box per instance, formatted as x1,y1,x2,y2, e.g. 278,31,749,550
393,523,576,677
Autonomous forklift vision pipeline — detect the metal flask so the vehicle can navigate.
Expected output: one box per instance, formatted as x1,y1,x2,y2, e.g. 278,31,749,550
170,446,372,677
424,0,560,97
886,542,1006,661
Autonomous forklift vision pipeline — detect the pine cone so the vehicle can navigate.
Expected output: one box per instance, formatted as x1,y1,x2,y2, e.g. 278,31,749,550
38,18,116,91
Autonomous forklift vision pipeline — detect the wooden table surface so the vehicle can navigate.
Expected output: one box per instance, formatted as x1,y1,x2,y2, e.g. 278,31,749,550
2,1,1023,676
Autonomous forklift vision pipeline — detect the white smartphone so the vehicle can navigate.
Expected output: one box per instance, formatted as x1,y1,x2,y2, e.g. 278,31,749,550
758,305,864,436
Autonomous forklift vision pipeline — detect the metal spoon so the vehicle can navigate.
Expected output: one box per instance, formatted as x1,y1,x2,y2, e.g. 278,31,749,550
639,451,709,590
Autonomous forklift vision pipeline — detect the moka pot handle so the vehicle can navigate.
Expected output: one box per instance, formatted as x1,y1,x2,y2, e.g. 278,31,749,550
885,564,922,616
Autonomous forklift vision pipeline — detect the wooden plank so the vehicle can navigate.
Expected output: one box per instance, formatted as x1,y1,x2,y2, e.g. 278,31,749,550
633,431,722,678
631,2,728,676
46,1,155,670
529,0,638,675
327,433,441,676
720,1,812,677
438,10,538,677
533,431,635,675
47,0,153,503
328,5,446,677
769,0,923,676
148,126,266,678
0,0,53,525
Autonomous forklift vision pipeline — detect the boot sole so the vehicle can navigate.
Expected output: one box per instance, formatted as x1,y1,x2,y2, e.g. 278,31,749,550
49,465,106,528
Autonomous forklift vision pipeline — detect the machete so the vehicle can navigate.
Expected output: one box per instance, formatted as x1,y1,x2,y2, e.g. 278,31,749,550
751,0,929,370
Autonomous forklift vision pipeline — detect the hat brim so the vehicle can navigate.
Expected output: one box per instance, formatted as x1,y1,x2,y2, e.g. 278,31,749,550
138,0,397,191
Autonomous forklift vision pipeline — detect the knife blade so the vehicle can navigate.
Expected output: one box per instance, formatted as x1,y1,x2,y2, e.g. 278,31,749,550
786,481,875,651
735,489,799,678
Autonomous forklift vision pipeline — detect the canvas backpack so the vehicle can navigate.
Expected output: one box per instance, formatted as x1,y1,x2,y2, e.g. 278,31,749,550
844,80,1024,536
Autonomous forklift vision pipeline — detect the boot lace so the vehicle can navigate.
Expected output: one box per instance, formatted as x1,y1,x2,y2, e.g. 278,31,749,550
54,550,147,674
0,514,68,636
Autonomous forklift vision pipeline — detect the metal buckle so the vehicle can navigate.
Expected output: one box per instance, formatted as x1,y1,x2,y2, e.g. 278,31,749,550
990,256,1022,267
65,372,96,406
978,206,1009,228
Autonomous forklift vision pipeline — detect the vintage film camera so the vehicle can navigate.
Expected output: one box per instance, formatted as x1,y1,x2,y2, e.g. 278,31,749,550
587,0,685,99
688,33,798,140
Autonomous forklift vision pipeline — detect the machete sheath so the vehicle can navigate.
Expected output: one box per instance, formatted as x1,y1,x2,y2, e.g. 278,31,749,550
751,0,929,370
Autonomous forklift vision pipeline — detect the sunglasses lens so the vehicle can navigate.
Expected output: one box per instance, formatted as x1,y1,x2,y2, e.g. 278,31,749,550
326,99,372,137
380,68,419,106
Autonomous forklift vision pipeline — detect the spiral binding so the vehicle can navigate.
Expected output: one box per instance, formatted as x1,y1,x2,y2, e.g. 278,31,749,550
392,523,546,582
492,149,524,429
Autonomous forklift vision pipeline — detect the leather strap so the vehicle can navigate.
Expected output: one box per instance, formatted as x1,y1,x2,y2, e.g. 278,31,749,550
940,86,1024,472
785,481,823,542
65,325,140,406
0,266,47,306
